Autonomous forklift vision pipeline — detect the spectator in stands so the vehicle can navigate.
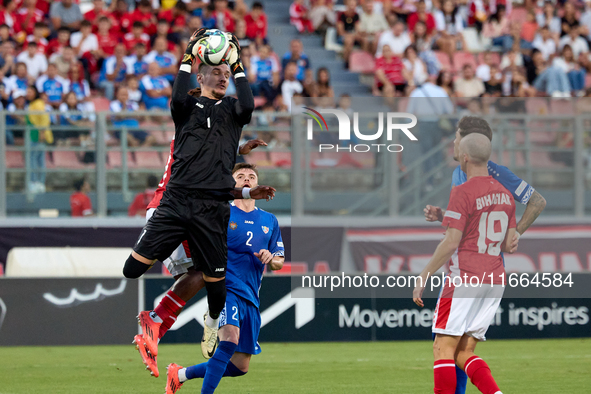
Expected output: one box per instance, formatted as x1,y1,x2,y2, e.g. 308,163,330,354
126,75,142,105
0,24,15,46
279,61,303,112
122,0,157,36
410,21,440,77
454,64,485,97
127,42,149,77
96,16,119,60
151,19,178,55
315,67,334,99
157,1,188,37
528,49,571,97
125,21,151,53
65,62,92,109
58,91,94,145
181,15,204,44
143,36,177,82
483,65,503,97
553,45,586,96
47,27,71,57
475,51,495,82
6,89,27,128
373,44,406,97
561,2,579,37
500,44,523,70
84,0,111,28
249,44,279,102
16,41,47,80
390,0,414,24
302,68,315,97
310,0,336,36
36,63,67,108
433,0,465,60
582,0,591,43
26,85,52,194
282,39,309,81
50,46,77,79
214,0,235,32
0,1,17,33
436,70,454,96
201,4,217,30
245,1,267,46
536,1,560,39
0,40,15,80
25,22,48,55
110,86,155,147
112,0,131,31
290,0,314,34
376,21,411,57
50,0,83,31
233,19,252,53
402,45,427,88
520,10,538,50
70,178,94,217
358,1,388,54
2,62,29,101
14,0,45,37
467,0,494,31
559,24,589,60
533,26,557,61
70,20,99,62
128,175,158,217
99,43,131,101
407,1,435,35
140,62,171,111
337,0,360,69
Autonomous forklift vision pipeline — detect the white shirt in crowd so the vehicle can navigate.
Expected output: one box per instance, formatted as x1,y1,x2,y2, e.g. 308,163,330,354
532,35,557,61
403,58,428,85
280,80,303,112
559,35,589,59
15,51,48,79
434,10,464,35
375,30,411,57
70,32,99,53
475,64,491,82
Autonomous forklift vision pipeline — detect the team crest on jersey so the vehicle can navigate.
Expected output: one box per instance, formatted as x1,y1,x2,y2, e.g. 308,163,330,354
262,226,269,234
230,221,237,230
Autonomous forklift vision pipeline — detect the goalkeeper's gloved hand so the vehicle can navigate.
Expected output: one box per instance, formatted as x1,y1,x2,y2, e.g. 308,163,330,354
226,33,244,76
182,28,208,66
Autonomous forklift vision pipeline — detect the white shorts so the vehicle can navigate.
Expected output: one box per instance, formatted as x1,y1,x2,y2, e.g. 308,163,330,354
432,283,504,341
146,208,193,277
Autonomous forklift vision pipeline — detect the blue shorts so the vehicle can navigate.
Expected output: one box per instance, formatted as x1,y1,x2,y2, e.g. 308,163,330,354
219,291,262,355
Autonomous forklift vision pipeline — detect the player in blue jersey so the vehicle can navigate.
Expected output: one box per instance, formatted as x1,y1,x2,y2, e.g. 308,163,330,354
423,116,547,394
165,163,284,394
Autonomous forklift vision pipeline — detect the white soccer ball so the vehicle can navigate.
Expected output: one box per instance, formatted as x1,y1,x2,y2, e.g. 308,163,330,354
193,29,232,66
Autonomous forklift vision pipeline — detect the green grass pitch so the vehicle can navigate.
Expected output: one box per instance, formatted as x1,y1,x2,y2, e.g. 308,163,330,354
1,338,589,393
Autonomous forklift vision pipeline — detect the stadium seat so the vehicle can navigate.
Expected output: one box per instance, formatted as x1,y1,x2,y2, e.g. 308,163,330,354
453,52,478,71
5,151,24,168
107,151,136,169
509,7,528,23
477,52,501,66
92,97,111,112
434,51,452,71
349,50,375,74
244,151,274,168
52,151,85,169
270,151,292,168
134,151,164,168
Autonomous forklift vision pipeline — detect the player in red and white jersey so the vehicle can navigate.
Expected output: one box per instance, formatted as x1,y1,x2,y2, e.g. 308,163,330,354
414,133,515,394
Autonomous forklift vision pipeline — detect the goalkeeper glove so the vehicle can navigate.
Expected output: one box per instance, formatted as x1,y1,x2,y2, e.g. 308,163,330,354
182,28,208,66
226,33,244,76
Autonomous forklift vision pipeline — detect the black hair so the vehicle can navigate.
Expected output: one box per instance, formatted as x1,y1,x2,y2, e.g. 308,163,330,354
74,178,86,191
252,1,263,9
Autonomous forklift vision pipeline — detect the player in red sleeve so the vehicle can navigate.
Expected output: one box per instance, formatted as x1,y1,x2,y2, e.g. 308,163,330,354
414,133,514,394
70,178,94,217
245,2,267,45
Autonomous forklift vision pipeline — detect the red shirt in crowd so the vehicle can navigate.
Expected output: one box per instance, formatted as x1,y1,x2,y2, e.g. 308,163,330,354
245,12,268,40
122,9,157,35
128,189,157,216
158,9,186,31
96,32,119,56
375,55,406,86
46,38,68,56
124,32,151,52
13,7,44,35
70,192,93,217
215,9,235,33
407,12,436,35
24,36,48,54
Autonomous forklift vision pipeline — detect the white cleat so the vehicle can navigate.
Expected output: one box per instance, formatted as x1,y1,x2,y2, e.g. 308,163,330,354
201,312,219,359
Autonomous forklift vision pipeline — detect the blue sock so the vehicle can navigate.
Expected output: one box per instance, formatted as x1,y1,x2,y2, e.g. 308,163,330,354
201,341,237,394
185,361,246,380
455,366,468,394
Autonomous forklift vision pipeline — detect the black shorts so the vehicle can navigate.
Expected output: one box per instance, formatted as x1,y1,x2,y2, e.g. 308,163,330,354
133,187,231,278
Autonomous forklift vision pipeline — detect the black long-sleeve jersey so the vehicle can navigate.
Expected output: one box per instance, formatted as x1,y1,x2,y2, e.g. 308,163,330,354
167,70,254,192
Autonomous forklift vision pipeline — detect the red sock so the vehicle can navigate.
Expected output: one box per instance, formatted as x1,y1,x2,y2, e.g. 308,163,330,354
464,356,501,394
154,291,185,338
159,315,176,339
434,359,457,394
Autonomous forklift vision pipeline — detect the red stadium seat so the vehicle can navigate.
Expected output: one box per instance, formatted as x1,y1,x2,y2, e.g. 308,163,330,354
508,7,528,23
270,151,292,168
52,151,85,169
349,50,375,74
92,97,111,112
134,151,164,168
435,51,452,71
5,151,24,168
107,151,136,169
477,52,500,66
453,52,478,72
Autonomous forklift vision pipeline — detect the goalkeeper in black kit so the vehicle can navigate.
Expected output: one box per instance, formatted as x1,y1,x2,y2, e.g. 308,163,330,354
123,29,275,359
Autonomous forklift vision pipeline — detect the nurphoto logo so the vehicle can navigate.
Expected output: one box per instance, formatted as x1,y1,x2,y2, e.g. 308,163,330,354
303,107,418,153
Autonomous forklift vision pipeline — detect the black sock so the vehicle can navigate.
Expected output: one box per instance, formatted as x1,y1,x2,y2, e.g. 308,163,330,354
123,255,151,278
205,278,226,319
